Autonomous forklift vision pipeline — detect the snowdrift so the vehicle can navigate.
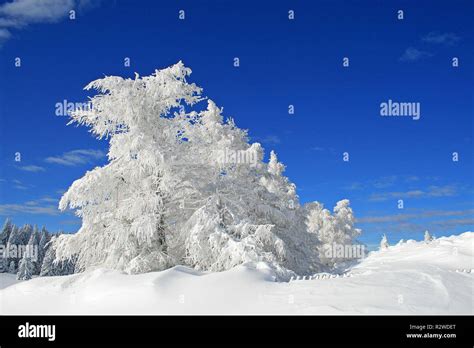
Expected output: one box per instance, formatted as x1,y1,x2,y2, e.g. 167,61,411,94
1,232,472,315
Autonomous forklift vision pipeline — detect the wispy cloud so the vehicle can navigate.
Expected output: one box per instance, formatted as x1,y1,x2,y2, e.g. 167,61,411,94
404,175,420,183
433,218,474,229
344,182,364,191
358,208,474,223
0,203,59,216
17,164,46,172
369,185,457,202
29,196,58,204
345,175,420,191
399,31,460,64
400,47,432,62
0,27,11,40
372,176,397,189
422,32,461,46
0,196,61,216
45,149,105,166
11,179,31,190
0,0,102,46
255,135,281,145
357,209,474,234
310,146,336,154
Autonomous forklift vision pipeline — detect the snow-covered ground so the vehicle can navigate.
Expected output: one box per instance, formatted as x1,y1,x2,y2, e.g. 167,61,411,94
1,232,472,315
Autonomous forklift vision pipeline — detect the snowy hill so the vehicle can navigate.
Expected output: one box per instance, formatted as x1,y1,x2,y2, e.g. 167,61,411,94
1,232,472,315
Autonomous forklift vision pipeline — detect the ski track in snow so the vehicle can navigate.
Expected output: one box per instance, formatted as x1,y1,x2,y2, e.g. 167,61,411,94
0,232,472,315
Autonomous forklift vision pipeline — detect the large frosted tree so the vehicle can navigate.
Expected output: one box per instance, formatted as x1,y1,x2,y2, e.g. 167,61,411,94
306,200,361,267
54,62,204,273
51,62,361,278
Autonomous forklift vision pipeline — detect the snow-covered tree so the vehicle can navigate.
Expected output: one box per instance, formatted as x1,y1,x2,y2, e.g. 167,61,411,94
40,236,76,276
0,220,52,274
8,260,16,274
27,230,40,275
0,218,13,246
260,151,298,212
380,234,389,250
5,225,21,272
307,199,360,247
17,224,33,245
51,62,206,273
16,230,41,280
305,199,361,266
47,62,362,278
38,226,51,268
17,254,34,280
0,219,13,273
6,225,21,246
424,230,433,243
40,238,57,276
333,200,361,243
0,254,5,273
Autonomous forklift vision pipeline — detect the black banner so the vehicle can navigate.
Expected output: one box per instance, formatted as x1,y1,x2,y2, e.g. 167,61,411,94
0,315,472,347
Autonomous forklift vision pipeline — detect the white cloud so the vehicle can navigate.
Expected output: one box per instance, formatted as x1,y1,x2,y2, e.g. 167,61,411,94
0,27,11,39
372,176,397,189
345,175,402,191
17,164,46,172
45,149,105,166
8,178,31,190
368,185,457,202
400,47,432,62
344,182,364,191
422,32,460,46
357,209,474,223
0,0,74,26
0,196,61,216
0,0,102,46
357,209,474,233
257,135,281,145
0,202,58,216
404,175,419,183
434,218,474,228
39,196,58,203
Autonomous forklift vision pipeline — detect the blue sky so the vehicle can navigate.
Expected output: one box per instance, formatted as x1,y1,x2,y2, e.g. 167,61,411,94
0,0,472,248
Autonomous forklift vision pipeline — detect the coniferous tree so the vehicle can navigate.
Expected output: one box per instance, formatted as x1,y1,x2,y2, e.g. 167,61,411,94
0,218,13,273
17,253,34,280
6,225,22,272
38,226,51,269
0,218,13,246
17,224,33,246
8,260,16,274
380,234,389,250
39,238,57,276
26,230,40,275
45,62,363,278
424,230,433,243
306,200,360,267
